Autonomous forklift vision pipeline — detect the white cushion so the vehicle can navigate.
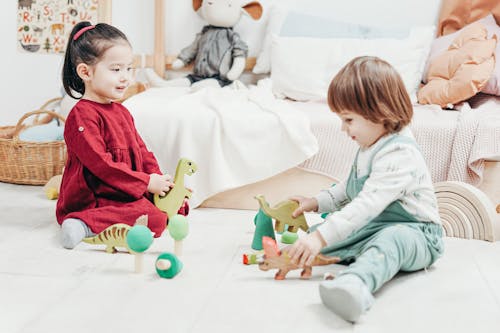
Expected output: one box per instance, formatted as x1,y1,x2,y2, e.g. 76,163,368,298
270,26,435,102
252,0,442,75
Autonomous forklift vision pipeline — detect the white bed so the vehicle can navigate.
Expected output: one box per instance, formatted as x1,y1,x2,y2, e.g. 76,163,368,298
120,0,500,211
126,87,500,208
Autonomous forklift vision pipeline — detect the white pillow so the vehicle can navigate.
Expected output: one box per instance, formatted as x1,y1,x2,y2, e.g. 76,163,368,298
252,0,442,75
252,5,288,74
270,26,435,102
253,6,408,75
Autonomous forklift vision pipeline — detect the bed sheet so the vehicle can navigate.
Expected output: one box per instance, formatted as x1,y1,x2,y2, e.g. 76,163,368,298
468,94,500,162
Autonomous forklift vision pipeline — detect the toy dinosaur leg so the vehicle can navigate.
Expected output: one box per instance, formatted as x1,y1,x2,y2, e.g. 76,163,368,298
275,220,285,233
275,269,288,280
105,245,118,254
300,267,312,279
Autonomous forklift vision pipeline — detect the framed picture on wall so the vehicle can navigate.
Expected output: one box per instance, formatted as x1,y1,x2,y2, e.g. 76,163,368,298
17,0,111,54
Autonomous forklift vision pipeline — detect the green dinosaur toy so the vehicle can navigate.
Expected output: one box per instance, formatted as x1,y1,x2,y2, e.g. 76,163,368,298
154,158,197,219
254,194,309,233
83,215,149,253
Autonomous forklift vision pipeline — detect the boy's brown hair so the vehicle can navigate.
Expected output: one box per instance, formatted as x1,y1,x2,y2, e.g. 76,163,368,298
327,56,413,133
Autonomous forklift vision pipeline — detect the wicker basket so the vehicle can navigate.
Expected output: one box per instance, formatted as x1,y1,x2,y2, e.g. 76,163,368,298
0,100,67,185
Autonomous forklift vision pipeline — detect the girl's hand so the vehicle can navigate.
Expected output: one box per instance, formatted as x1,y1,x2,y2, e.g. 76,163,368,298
287,230,326,267
148,173,174,196
290,196,319,217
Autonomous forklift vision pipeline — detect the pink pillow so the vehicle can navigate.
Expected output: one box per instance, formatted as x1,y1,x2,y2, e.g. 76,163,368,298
423,14,500,96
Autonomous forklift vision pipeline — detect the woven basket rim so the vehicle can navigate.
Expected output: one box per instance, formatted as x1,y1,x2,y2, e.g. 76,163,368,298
0,98,67,185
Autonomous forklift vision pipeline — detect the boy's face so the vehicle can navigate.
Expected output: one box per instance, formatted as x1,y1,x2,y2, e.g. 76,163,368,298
80,42,134,103
337,110,387,148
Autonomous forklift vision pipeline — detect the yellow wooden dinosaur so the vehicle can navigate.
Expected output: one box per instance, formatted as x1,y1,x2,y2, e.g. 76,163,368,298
258,236,340,280
82,215,148,253
254,194,309,233
154,158,197,218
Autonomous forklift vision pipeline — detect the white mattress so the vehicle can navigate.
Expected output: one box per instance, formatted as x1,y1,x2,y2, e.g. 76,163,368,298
287,97,500,185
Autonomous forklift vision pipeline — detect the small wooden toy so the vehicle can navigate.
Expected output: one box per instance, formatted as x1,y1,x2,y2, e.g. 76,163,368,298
242,252,263,265
83,215,148,253
254,194,309,233
280,231,299,244
251,209,275,250
156,252,183,279
43,174,62,200
168,214,189,256
154,158,197,219
258,236,341,280
126,219,154,273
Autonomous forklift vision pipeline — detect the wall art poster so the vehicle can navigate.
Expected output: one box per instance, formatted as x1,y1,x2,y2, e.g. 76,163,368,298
17,0,99,54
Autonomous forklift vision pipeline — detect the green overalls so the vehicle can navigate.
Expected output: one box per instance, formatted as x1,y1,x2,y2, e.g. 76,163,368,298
314,135,444,292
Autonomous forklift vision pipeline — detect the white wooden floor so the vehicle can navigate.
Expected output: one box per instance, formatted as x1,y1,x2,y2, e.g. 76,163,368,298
1,182,500,333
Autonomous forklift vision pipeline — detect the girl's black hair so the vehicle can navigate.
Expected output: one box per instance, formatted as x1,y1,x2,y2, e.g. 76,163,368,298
62,21,130,99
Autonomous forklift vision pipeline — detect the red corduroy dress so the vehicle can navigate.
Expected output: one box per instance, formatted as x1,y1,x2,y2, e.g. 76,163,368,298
56,99,186,237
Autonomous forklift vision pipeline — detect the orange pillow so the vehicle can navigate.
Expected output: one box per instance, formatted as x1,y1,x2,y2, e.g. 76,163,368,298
437,0,500,36
418,22,497,108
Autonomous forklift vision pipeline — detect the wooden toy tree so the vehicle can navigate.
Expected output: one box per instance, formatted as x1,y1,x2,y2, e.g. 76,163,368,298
251,209,275,250
155,252,183,279
168,214,189,256
126,216,154,273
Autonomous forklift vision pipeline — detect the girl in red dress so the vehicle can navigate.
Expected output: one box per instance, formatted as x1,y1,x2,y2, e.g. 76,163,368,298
57,22,186,249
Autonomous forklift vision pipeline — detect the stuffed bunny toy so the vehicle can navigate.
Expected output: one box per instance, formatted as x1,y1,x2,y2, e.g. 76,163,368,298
146,0,262,89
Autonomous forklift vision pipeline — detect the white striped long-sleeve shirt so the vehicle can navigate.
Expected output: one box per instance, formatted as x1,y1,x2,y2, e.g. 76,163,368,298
315,127,441,245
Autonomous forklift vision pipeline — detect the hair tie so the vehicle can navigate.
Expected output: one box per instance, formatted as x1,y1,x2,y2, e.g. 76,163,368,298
73,25,95,41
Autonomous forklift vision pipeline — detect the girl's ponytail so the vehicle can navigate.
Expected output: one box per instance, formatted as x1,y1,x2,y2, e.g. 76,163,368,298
62,21,93,98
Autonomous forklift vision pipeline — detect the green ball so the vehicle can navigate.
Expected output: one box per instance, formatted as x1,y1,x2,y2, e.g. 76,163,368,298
281,231,299,244
168,214,189,240
156,252,183,278
126,225,153,253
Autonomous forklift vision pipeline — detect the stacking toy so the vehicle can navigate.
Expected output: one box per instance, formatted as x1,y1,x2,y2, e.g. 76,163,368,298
251,209,275,250
168,214,189,256
126,224,153,273
156,252,183,279
281,231,299,244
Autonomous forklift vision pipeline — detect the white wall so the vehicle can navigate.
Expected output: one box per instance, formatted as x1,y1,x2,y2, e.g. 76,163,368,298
0,0,440,125
1,1,63,125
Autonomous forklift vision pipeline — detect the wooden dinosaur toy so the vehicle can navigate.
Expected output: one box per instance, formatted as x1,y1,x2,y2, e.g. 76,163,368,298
258,236,340,280
82,215,148,253
254,194,309,233
154,158,197,219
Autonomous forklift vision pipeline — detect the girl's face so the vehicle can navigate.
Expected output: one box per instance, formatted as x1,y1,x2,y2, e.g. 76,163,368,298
337,110,387,148
81,42,134,103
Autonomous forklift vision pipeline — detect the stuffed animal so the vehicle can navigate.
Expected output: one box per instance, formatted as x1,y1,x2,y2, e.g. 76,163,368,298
146,0,263,89
44,174,62,200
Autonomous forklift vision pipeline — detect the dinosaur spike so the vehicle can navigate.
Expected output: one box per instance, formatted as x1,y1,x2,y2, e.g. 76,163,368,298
262,236,281,257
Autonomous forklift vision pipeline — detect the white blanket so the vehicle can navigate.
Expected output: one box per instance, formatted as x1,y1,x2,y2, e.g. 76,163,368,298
124,82,318,207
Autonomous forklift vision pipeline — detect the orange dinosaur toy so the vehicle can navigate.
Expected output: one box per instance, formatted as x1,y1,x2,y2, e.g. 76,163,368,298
258,236,340,280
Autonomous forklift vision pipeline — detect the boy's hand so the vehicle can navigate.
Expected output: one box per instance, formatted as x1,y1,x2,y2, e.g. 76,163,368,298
290,196,319,217
287,230,326,267
148,173,174,196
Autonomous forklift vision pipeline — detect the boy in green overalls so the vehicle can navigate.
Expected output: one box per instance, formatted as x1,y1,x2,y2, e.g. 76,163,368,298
288,56,444,323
